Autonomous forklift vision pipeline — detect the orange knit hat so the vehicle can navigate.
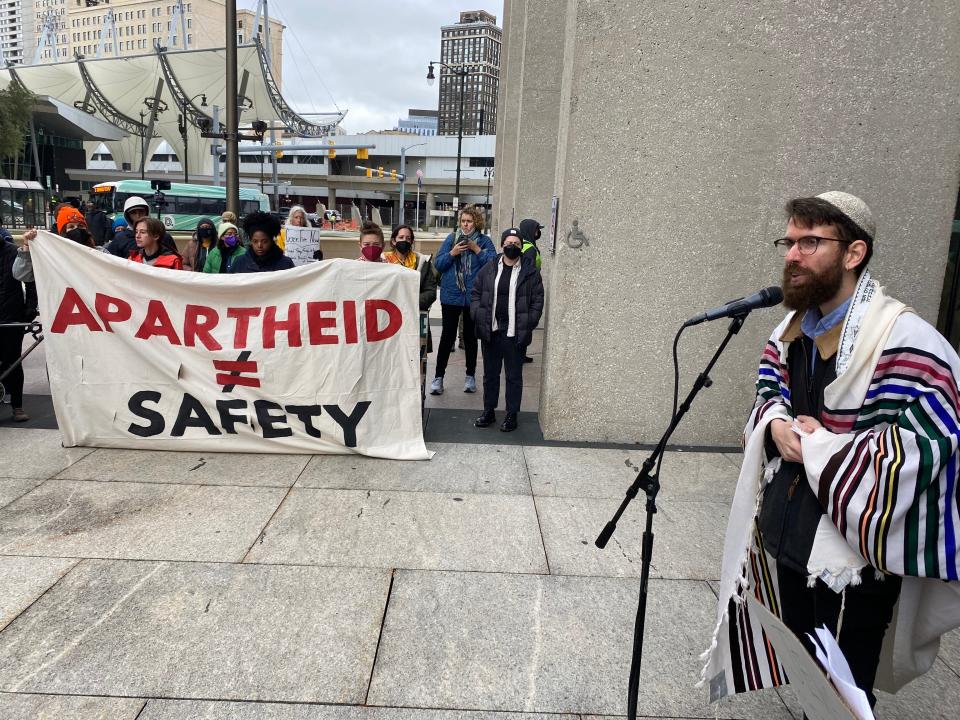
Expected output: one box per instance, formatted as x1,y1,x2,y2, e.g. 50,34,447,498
57,206,87,234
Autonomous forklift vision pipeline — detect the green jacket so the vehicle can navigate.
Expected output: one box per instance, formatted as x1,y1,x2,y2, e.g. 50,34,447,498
203,245,247,273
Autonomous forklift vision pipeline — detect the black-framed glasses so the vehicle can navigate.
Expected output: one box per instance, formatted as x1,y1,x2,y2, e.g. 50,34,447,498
773,235,851,256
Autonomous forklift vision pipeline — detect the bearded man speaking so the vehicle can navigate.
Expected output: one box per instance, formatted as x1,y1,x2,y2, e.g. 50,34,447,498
703,192,960,710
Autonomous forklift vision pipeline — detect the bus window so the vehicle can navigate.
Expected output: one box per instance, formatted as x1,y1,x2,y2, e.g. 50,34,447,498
200,198,224,216
177,196,201,214
240,200,260,215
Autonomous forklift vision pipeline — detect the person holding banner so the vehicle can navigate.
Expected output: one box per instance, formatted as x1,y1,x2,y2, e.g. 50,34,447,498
357,221,387,263
13,207,97,283
202,223,247,274
385,224,438,351
129,217,183,270
229,212,295,273
431,206,496,395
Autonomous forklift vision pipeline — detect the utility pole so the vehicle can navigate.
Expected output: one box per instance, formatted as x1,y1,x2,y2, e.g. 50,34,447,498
225,0,240,214
399,141,427,226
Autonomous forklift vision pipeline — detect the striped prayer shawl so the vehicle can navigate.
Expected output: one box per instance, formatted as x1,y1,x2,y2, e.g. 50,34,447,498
702,275,960,703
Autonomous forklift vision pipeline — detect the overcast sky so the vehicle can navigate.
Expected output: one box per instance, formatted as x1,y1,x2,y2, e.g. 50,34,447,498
240,0,504,134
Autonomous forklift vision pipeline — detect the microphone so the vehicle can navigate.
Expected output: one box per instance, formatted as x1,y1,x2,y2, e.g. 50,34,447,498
683,286,783,327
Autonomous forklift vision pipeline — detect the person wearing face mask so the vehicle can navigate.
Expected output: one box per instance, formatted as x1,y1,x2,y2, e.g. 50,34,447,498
384,223,438,351
229,211,295,273
129,217,184,269
183,217,217,272
431,205,496,395
202,222,248,273
357,221,387,262
470,227,544,432
13,207,97,283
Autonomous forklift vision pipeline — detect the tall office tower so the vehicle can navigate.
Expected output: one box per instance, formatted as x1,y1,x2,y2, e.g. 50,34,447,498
437,9,501,136
0,0,26,65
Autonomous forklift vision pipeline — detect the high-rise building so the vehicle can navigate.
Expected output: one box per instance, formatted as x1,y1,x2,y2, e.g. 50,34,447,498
25,0,283,86
396,108,438,136
0,0,27,65
437,10,501,136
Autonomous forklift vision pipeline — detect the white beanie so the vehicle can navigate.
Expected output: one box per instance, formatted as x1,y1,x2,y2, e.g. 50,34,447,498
816,191,875,241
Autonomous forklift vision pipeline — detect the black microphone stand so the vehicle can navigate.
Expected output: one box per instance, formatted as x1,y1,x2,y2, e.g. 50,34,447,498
596,312,747,720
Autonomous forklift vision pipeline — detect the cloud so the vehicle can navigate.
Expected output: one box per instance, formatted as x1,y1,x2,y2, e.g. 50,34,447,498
240,0,504,134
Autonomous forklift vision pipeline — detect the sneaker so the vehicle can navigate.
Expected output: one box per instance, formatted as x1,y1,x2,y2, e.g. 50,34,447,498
430,377,444,395
500,413,518,432
463,375,477,393
523,355,534,364
474,409,496,428
12,407,29,423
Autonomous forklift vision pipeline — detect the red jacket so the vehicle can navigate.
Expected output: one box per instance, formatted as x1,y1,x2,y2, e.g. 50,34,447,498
129,251,183,270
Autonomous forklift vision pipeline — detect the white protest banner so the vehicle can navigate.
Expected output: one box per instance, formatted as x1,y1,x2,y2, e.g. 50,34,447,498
284,225,322,265
29,231,431,460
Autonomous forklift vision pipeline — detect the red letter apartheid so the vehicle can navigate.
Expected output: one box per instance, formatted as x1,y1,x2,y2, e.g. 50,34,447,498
50,288,103,334
134,300,182,345
94,293,132,332
184,304,223,351
365,299,402,342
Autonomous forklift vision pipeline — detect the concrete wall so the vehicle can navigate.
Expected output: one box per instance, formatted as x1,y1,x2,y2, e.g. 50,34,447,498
501,0,960,445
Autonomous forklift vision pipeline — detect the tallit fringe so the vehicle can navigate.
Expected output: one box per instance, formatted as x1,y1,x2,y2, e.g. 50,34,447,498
697,471,766,687
806,565,863,591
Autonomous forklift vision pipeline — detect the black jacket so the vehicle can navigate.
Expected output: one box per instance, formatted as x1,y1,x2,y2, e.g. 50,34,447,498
1,241,36,323
229,243,295,273
470,255,544,347
85,209,113,246
106,227,177,258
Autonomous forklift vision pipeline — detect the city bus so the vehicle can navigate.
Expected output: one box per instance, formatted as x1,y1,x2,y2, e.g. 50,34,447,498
90,180,270,231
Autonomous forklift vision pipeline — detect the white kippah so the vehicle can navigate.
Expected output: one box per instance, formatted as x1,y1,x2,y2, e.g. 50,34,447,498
816,191,875,241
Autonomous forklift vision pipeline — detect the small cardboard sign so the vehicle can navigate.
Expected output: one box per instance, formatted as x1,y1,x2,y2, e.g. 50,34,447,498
285,225,322,266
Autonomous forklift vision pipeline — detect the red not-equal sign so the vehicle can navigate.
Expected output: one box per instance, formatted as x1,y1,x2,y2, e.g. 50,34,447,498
214,351,260,392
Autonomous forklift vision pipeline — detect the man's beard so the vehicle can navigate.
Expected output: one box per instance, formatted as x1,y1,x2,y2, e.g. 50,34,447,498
782,258,844,310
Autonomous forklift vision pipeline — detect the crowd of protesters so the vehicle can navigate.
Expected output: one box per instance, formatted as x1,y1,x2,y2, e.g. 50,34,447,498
0,201,545,431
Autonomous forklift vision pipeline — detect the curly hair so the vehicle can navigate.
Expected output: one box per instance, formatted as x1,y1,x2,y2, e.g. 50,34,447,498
459,205,485,232
242,210,282,239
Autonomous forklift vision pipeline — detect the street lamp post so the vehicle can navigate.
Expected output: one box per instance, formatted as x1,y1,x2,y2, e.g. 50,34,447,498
177,92,207,184
427,61,467,212
483,167,494,229
399,141,427,226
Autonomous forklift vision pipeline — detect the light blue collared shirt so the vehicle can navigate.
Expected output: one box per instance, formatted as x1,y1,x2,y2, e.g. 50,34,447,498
800,296,851,373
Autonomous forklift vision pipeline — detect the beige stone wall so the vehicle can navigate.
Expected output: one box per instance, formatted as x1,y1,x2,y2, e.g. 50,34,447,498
500,0,960,445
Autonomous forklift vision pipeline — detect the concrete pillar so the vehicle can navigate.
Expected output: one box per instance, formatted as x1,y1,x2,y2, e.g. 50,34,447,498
425,192,435,230
327,187,337,218
502,0,960,445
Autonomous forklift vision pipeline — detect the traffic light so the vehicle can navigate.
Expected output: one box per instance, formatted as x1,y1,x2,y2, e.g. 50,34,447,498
390,170,397,180
365,168,372,177
377,166,384,178
327,140,335,159
357,148,369,160
275,140,283,159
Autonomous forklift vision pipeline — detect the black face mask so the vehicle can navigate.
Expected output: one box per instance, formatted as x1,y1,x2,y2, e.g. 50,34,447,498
198,227,214,240
502,244,522,260
394,240,412,255
65,228,92,246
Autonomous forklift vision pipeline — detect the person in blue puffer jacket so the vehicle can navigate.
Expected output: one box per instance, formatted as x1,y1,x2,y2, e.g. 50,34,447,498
430,205,496,395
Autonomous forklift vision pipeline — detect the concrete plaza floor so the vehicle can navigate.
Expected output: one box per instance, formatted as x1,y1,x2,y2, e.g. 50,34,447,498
1,330,958,719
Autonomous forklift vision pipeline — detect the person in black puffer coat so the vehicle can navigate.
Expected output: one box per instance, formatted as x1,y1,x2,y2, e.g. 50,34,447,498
229,211,295,273
0,231,37,422
470,227,544,432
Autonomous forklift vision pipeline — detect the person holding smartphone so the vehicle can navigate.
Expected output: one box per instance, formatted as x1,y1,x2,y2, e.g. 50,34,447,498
430,205,496,395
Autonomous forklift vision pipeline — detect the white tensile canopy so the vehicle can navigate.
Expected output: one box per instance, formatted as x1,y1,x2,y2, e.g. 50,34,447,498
0,44,342,176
